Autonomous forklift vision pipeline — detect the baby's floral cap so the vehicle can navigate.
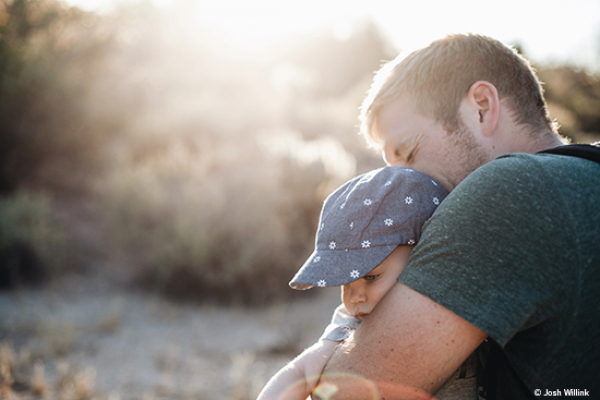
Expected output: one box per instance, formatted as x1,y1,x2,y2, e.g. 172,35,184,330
290,167,448,290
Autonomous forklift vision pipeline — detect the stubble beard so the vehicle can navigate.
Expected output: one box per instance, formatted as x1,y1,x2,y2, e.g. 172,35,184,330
445,123,493,190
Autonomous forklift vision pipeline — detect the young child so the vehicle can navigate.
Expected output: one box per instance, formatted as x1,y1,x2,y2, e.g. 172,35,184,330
257,166,477,400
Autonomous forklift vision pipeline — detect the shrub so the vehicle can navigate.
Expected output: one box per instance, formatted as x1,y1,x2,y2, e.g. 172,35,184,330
0,0,130,194
0,191,69,288
97,133,354,306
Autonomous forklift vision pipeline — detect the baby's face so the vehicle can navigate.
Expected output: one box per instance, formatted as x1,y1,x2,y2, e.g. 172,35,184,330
342,245,411,319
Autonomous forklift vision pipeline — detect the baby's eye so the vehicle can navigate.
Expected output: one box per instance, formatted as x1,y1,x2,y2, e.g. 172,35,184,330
363,274,380,282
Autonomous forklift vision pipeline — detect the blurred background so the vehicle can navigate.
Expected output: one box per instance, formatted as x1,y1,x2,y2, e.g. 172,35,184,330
1,0,599,399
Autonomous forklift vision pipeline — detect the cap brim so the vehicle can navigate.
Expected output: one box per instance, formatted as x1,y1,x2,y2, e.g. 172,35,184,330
289,244,398,290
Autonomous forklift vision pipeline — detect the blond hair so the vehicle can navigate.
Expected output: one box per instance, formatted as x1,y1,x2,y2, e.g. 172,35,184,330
360,34,557,146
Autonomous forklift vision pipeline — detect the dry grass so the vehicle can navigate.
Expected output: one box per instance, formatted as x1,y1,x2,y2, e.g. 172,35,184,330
0,284,342,400
0,342,16,396
230,350,256,400
0,296,130,400
31,361,48,396
0,341,97,400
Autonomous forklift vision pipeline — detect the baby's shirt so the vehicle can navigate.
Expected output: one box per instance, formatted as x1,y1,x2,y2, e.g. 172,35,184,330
319,304,361,341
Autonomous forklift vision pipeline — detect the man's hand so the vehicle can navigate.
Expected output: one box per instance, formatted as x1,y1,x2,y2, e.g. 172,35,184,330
314,283,488,400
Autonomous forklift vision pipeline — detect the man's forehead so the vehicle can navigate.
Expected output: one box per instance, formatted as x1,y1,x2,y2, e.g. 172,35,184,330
372,112,418,150
374,95,421,127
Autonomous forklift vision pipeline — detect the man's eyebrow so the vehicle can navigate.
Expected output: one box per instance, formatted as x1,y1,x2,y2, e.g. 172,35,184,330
387,136,410,151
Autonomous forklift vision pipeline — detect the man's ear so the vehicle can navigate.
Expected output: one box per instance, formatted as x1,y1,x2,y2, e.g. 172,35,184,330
465,81,500,137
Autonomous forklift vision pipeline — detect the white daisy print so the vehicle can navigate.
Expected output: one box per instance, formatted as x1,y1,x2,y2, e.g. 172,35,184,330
350,270,360,279
349,222,354,229
408,239,415,245
433,197,440,205
361,240,371,248
384,180,392,186
340,203,345,209
317,280,326,287
363,198,373,206
405,196,413,205
312,256,321,263
384,218,393,226
329,241,337,250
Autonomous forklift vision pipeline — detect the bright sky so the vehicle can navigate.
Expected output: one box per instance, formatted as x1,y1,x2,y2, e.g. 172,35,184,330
66,0,600,69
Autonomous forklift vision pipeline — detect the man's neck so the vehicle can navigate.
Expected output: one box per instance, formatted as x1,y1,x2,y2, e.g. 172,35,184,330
527,132,567,153
503,129,566,156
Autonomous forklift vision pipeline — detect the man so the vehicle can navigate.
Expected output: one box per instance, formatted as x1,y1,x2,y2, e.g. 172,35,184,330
314,34,600,399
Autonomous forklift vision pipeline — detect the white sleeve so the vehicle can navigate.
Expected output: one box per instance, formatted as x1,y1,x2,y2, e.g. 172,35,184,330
319,303,361,342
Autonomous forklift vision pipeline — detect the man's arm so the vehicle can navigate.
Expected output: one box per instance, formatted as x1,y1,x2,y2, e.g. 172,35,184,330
315,283,488,400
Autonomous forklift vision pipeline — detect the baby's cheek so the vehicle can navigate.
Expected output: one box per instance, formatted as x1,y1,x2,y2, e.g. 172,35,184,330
371,282,394,307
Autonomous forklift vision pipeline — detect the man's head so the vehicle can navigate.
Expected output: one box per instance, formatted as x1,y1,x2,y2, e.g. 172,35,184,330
360,34,563,190
362,33,557,141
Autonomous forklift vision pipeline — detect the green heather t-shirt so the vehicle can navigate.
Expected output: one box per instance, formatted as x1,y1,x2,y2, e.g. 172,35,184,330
400,152,600,395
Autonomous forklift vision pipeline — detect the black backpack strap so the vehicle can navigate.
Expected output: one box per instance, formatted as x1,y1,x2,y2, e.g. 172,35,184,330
478,341,537,400
537,143,600,164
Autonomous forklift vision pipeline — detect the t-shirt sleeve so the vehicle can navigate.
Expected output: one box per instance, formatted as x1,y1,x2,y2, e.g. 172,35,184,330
319,303,362,342
399,154,577,346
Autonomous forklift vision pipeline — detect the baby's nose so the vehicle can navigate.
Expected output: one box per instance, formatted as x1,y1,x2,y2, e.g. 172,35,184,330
350,286,367,303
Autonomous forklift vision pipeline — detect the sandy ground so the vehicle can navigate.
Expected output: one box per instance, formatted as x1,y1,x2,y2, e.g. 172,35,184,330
0,274,342,400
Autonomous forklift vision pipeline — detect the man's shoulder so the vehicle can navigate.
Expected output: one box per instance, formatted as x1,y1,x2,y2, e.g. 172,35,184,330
484,151,583,174
433,150,600,228
445,153,546,202
454,151,599,196
490,150,599,173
